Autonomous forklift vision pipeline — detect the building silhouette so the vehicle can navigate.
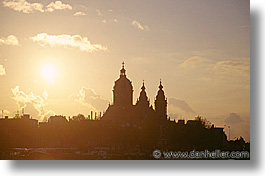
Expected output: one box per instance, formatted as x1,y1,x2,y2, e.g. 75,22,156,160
0,62,250,160
102,62,167,122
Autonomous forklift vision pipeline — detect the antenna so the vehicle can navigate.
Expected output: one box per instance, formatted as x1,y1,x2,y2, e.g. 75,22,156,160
22,108,24,117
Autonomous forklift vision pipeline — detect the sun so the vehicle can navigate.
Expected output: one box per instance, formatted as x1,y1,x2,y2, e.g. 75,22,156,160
41,64,57,84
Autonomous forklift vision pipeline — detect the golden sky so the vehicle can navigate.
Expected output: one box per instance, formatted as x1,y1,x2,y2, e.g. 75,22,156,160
0,0,250,141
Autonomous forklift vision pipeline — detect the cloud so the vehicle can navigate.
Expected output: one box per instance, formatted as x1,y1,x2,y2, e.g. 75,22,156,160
168,98,195,114
0,35,20,46
225,113,243,124
223,113,249,141
2,0,44,13
11,86,54,121
73,12,86,16
132,20,150,31
180,56,211,68
102,19,118,24
2,0,72,13
214,60,250,76
180,56,249,75
0,65,6,76
74,86,109,112
30,33,107,52
179,56,250,83
45,1,72,12
43,90,48,99
96,9,102,16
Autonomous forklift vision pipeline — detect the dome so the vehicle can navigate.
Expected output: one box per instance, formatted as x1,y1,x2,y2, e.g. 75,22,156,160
113,62,133,106
114,75,133,90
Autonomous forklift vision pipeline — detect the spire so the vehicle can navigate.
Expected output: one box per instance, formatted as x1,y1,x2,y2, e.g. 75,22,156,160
122,61,125,69
141,80,146,91
155,80,167,119
120,61,126,76
156,79,165,99
159,79,163,90
136,79,149,107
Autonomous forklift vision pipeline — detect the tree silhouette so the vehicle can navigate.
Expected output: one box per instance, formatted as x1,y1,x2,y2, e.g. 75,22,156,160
72,113,86,121
195,116,212,129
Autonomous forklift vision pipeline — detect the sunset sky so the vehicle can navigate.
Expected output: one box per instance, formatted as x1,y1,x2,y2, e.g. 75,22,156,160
0,0,249,141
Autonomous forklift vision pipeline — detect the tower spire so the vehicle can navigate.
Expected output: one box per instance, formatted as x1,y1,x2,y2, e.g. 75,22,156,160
122,61,125,69
120,61,126,76
159,79,163,90
141,80,145,91
155,80,167,119
136,79,149,107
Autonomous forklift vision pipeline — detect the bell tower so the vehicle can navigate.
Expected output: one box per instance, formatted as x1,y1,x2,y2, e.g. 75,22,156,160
155,80,167,119
136,80,150,107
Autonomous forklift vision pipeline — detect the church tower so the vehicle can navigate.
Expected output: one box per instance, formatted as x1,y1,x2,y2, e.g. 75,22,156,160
155,80,167,119
136,81,150,107
113,62,133,107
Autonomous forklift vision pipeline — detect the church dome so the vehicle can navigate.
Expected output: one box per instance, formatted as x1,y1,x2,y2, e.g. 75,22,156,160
113,62,133,106
114,74,133,90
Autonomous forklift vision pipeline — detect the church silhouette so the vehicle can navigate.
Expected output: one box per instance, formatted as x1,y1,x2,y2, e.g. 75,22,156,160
102,62,168,122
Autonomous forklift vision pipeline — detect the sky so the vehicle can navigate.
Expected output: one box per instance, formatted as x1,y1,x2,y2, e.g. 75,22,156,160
0,0,249,141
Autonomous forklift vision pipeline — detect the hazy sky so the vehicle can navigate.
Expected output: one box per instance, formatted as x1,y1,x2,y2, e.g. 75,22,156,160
0,0,249,141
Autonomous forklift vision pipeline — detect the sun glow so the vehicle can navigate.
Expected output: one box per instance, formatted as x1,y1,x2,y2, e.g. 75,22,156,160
41,64,56,83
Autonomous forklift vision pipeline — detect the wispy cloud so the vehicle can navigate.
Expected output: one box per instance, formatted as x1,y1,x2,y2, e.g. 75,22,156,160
132,20,150,31
30,33,107,52
73,11,86,16
214,60,250,76
179,56,250,83
45,1,72,12
11,86,54,121
2,0,72,13
0,35,20,46
73,86,109,112
0,65,6,76
180,56,211,68
168,98,195,114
